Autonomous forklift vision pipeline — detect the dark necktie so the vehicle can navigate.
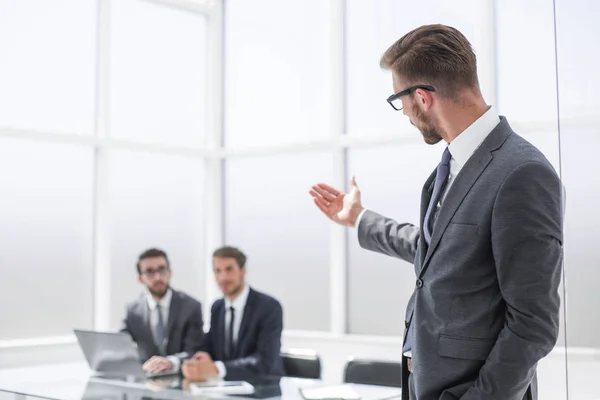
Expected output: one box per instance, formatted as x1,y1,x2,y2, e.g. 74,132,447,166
227,306,235,359
423,147,452,245
155,305,166,356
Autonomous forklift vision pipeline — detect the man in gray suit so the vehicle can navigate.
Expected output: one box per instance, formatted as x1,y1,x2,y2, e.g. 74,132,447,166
120,248,205,375
310,24,563,400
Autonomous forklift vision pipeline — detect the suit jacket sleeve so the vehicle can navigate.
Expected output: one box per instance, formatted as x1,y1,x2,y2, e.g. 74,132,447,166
460,162,563,400
202,303,218,359
358,210,420,264
222,301,283,381
173,300,205,360
119,304,132,334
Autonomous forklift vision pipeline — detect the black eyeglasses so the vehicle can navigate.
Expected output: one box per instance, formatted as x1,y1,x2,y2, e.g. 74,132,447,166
141,266,170,277
386,85,436,111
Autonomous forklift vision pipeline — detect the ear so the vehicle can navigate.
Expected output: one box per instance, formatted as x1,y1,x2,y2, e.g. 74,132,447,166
415,87,434,110
241,265,247,278
137,275,143,284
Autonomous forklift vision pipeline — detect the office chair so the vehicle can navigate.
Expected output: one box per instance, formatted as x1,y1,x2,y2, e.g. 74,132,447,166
343,358,402,387
280,349,322,379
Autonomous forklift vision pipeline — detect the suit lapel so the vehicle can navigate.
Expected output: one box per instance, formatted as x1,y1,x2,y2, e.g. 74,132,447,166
236,289,256,357
419,117,513,278
141,295,151,331
140,295,160,355
216,302,226,360
420,150,492,277
165,290,180,348
408,172,435,333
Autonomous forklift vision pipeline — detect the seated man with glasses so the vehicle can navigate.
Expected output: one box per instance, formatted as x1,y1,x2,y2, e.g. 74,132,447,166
120,248,205,375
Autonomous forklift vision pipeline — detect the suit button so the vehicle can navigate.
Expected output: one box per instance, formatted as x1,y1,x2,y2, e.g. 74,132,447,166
416,279,423,288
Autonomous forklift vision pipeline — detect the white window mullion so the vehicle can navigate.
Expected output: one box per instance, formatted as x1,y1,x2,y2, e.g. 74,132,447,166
92,0,112,331
202,0,225,323
142,0,214,15
475,0,498,107
329,0,347,335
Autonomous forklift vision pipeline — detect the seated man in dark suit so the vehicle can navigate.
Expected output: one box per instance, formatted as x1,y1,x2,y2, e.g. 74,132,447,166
120,248,205,374
182,246,284,381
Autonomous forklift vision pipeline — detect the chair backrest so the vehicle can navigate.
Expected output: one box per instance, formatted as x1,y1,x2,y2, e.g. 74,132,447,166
280,349,321,379
343,358,402,388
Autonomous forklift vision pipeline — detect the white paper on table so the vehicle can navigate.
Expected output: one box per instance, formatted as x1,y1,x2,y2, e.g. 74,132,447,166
189,380,255,395
299,384,362,400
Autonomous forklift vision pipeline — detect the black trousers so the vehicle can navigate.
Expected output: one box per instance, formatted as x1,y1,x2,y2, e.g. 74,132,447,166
408,372,416,400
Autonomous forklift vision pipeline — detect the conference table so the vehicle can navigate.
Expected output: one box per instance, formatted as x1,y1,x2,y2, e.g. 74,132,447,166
0,363,402,400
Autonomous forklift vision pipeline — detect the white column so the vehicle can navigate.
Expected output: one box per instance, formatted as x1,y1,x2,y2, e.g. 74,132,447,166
93,0,112,331
473,0,498,107
202,0,225,323
329,0,347,335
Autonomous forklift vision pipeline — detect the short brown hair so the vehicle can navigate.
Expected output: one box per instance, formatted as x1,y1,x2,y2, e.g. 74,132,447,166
137,248,169,275
380,24,479,98
213,246,247,269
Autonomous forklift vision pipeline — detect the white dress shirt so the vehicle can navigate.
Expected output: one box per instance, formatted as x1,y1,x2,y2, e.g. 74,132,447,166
145,288,180,371
355,105,500,228
354,106,500,358
215,284,251,378
443,105,500,203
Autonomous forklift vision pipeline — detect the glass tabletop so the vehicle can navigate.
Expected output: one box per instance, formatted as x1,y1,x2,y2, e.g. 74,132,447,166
0,363,402,400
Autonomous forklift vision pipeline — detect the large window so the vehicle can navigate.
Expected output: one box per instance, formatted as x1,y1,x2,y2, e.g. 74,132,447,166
0,0,545,341
224,152,332,331
0,0,96,134
346,144,442,335
109,151,204,330
109,0,207,146
496,0,558,124
224,0,333,148
0,0,210,340
554,3,600,397
345,0,484,137
0,140,94,340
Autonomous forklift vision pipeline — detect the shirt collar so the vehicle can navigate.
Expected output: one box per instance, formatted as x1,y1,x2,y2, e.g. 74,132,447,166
146,288,173,311
225,284,250,311
448,105,500,170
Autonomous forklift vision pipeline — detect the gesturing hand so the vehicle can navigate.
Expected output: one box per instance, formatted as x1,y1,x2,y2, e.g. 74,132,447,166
309,176,364,227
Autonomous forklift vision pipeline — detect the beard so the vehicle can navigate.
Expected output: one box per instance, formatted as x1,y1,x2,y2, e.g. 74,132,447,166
219,280,244,298
149,283,169,298
411,101,443,145
226,283,244,298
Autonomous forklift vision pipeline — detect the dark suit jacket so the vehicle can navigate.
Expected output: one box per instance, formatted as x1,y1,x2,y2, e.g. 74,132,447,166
359,117,563,400
120,289,205,363
204,288,284,380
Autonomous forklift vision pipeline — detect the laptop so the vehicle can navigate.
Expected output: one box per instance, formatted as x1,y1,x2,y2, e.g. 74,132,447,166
74,329,177,380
